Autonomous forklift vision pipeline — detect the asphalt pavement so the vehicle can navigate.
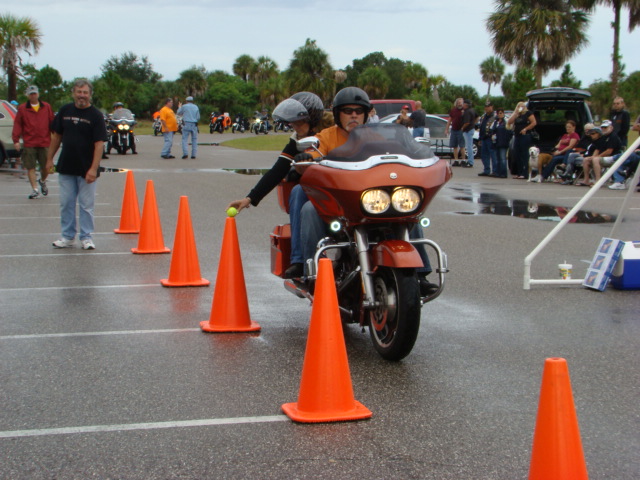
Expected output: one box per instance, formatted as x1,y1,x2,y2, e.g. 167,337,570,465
1,132,638,479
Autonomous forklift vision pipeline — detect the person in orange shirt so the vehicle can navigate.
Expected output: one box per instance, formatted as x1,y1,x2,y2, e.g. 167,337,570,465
159,98,179,159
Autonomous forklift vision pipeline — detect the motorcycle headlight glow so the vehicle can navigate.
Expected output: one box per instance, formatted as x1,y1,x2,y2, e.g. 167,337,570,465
391,188,421,213
118,125,124,130
361,189,391,214
123,125,130,130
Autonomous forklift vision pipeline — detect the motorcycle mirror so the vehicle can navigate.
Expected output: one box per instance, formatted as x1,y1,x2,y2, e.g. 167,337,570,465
296,136,319,152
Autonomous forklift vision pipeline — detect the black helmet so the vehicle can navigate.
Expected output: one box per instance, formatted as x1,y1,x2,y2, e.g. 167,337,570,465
272,92,324,130
332,87,371,128
112,102,124,109
290,91,324,129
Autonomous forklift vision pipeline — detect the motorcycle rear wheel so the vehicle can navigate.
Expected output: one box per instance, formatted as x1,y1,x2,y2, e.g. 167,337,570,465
368,267,421,361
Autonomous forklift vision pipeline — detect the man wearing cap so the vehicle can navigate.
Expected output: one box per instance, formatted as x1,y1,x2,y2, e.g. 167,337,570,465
477,100,496,176
159,98,178,159
12,85,54,199
445,98,465,165
177,96,200,159
395,105,412,127
460,99,477,168
579,120,622,185
609,97,630,147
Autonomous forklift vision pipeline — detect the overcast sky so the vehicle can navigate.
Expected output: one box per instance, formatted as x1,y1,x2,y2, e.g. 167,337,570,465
6,0,640,98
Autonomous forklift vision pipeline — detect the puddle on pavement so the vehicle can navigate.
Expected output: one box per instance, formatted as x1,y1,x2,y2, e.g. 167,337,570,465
99,166,127,173
453,193,615,223
223,168,270,175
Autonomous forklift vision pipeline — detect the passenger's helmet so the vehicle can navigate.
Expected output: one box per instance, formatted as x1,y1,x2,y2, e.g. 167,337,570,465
332,87,371,129
112,102,124,109
272,92,324,130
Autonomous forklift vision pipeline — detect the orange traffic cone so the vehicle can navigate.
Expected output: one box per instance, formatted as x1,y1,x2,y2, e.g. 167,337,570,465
114,170,141,234
281,258,372,423
161,196,210,287
529,357,588,480
131,180,170,254
200,217,260,332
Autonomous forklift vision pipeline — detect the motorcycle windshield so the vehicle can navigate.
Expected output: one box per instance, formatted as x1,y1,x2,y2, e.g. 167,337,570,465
326,124,435,162
112,109,135,121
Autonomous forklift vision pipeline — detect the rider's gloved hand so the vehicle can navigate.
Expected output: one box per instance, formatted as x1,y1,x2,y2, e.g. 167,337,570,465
294,152,313,162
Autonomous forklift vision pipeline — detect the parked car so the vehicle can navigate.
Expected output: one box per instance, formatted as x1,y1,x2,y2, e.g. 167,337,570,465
379,113,479,158
0,100,18,167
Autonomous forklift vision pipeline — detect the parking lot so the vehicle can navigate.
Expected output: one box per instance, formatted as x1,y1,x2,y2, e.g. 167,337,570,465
1,132,638,479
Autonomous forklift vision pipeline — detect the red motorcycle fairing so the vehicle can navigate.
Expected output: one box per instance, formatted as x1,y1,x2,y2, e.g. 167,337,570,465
371,239,423,268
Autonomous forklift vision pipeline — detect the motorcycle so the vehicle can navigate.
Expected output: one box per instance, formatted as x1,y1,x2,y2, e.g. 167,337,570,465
209,112,229,134
107,108,137,154
273,119,291,133
152,116,162,136
231,114,249,133
270,123,451,361
250,114,269,135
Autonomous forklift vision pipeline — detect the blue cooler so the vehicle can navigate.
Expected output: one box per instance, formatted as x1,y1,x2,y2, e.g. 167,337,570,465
611,241,640,290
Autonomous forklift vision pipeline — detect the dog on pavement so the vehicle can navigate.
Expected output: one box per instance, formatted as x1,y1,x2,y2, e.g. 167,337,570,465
528,146,553,182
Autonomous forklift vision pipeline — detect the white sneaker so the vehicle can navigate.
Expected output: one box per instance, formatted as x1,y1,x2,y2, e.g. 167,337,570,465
81,239,96,250
53,238,74,248
608,183,627,190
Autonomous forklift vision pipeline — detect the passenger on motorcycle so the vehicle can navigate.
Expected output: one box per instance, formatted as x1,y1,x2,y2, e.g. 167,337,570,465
225,92,326,278
296,87,437,294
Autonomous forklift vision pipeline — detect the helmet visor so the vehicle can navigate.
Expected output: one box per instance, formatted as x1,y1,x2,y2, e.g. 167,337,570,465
272,98,310,123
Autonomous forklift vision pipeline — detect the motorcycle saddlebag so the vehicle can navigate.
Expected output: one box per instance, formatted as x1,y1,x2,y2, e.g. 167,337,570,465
270,224,292,277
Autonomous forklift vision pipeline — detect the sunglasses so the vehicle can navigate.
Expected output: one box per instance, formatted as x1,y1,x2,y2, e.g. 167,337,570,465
340,107,365,115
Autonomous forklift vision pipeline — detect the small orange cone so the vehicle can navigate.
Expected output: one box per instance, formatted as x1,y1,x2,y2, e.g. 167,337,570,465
529,357,588,480
131,180,170,254
200,217,260,332
161,196,210,287
114,170,141,234
281,258,372,423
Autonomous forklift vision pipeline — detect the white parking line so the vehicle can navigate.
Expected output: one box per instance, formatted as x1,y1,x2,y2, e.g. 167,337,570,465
0,415,290,439
0,327,201,340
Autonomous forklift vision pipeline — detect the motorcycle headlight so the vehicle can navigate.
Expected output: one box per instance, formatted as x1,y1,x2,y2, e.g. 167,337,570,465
391,188,421,213
118,124,124,130
361,189,391,214
123,125,130,130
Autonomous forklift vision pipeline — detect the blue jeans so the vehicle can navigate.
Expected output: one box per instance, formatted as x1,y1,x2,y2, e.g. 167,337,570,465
161,131,174,157
288,185,308,264
542,153,569,179
494,147,508,177
412,126,425,138
481,138,495,174
58,173,97,241
300,202,432,274
612,152,640,183
463,130,474,165
182,123,198,157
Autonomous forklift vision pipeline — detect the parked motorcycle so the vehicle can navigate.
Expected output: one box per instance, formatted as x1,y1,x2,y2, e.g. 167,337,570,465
209,112,229,134
231,114,249,133
271,123,451,361
152,116,162,136
273,119,291,133
107,108,137,154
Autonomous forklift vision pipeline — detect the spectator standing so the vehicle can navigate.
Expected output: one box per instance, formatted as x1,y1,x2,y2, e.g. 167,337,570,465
159,98,178,159
507,101,537,179
395,105,412,127
12,85,54,199
368,107,380,123
445,98,465,165
477,100,496,176
410,101,427,138
46,79,107,250
490,108,511,178
610,97,630,147
460,99,477,168
177,96,200,159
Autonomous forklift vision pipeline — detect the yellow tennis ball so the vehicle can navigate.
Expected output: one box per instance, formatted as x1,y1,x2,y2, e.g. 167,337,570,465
226,207,238,217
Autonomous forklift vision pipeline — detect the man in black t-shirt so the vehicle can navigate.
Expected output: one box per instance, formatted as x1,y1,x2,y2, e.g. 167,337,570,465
46,79,108,250
579,121,622,185
409,100,427,138
610,97,630,147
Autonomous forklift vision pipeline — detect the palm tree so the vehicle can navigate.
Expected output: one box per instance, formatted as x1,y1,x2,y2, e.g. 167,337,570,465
0,13,42,101
285,38,334,101
233,54,256,83
479,56,505,96
402,62,428,91
487,0,590,88
576,0,640,96
426,74,447,103
358,66,391,99
177,67,207,97
251,56,279,86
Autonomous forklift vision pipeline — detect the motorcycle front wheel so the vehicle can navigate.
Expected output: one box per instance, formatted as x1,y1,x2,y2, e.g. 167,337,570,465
368,267,421,361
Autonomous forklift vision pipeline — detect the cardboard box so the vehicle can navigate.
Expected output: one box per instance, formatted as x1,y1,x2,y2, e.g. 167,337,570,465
583,238,624,291
611,241,640,290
